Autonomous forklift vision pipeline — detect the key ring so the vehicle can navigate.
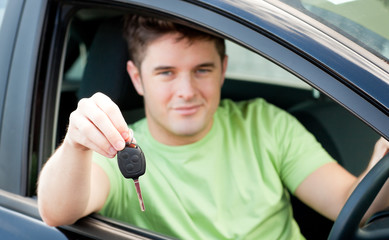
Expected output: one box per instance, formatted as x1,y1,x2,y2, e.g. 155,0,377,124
126,133,136,148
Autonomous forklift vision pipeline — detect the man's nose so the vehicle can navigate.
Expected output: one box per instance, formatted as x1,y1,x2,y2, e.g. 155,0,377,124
176,73,196,100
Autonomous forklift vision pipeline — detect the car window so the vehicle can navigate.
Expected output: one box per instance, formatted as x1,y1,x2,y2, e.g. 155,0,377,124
61,33,311,91
278,0,389,62
58,25,313,148
0,0,7,29
57,11,319,237
225,41,311,90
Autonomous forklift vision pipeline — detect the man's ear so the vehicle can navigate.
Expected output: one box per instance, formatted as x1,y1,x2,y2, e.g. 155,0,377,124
220,55,228,87
127,61,144,96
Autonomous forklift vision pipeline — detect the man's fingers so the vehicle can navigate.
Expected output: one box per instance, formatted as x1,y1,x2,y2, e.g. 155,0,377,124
68,93,131,154
86,106,124,151
369,137,389,167
92,93,129,142
129,129,137,143
377,137,389,156
68,111,117,157
86,93,129,150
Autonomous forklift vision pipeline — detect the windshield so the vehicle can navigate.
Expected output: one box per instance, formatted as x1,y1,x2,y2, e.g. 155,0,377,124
0,0,7,29
280,0,389,62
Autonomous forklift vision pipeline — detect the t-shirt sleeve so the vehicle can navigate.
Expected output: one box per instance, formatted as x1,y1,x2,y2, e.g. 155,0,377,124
92,152,129,216
271,105,335,194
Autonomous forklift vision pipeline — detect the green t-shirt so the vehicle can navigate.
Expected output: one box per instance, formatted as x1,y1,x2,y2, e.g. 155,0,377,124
94,98,334,239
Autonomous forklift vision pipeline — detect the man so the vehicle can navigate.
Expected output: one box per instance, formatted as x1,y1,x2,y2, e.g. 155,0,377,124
38,15,389,239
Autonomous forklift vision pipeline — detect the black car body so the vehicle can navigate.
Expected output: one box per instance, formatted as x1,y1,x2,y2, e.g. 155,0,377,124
0,0,388,239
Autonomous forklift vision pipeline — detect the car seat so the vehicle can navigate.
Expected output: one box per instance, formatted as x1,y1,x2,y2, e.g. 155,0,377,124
289,99,379,176
288,98,379,239
78,17,144,123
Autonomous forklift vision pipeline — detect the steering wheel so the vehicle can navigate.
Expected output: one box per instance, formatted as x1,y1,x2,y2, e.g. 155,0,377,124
328,153,389,240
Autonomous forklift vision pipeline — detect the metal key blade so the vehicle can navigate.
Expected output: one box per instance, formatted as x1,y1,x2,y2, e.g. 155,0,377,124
133,178,145,211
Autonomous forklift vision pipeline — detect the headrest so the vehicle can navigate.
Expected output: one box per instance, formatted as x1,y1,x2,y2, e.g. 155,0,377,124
78,17,143,110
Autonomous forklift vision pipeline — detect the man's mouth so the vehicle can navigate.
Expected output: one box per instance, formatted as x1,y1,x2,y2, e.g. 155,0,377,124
173,104,202,116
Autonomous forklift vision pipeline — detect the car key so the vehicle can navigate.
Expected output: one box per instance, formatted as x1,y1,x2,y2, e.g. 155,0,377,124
117,141,146,211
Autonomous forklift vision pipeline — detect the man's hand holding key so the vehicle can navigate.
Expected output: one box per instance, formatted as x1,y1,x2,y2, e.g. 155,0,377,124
38,92,141,226
66,92,131,158
70,92,147,211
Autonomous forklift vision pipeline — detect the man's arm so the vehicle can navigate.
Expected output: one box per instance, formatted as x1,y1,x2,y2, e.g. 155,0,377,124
295,137,389,223
37,93,131,226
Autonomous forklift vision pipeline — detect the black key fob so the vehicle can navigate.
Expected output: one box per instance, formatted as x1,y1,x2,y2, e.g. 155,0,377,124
117,143,146,179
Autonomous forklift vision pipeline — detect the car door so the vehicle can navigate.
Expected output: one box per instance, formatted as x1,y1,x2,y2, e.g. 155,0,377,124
0,0,71,238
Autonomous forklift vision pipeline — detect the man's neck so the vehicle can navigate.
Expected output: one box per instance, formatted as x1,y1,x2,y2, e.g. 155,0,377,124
146,118,214,146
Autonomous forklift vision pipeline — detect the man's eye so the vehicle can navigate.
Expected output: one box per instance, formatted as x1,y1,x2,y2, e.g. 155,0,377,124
196,68,211,74
157,71,173,76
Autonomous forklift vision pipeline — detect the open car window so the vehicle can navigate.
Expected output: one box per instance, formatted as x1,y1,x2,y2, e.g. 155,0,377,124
55,6,380,238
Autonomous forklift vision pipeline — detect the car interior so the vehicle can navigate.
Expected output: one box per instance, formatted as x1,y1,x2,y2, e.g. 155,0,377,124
56,7,380,239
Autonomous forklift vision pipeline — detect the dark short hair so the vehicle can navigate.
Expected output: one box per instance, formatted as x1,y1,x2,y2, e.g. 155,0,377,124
123,14,226,68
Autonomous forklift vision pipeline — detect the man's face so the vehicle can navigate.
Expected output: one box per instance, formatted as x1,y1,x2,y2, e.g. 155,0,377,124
128,33,227,145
